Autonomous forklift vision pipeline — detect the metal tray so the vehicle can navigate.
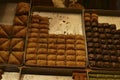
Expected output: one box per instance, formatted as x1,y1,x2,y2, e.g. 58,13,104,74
24,6,87,70
21,66,84,76
84,9,120,70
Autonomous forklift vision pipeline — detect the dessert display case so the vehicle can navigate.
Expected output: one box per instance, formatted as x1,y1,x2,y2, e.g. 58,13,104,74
0,0,120,80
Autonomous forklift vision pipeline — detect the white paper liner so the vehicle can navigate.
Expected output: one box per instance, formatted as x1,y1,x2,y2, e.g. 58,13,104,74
99,16,120,29
33,12,83,35
2,72,19,80
22,74,72,80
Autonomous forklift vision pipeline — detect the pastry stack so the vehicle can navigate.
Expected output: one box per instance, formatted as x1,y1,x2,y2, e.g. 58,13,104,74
0,2,30,65
75,35,86,67
47,34,57,66
38,16,49,66
26,14,86,67
66,34,76,66
56,34,65,66
26,15,49,65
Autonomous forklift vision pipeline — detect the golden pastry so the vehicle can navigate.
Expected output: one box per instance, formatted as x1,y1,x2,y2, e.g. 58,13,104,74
47,60,55,66
32,15,41,19
56,61,65,66
0,25,12,37
26,60,36,65
39,29,48,34
57,34,65,39
56,55,65,61
66,39,74,44
16,2,30,14
12,26,26,38
28,38,38,42
66,44,75,50
37,54,47,60
66,61,75,66
27,48,37,54
76,55,86,61
39,38,47,43
26,54,36,60
37,48,47,54
57,49,65,55
27,42,38,48
66,55,75,61
49,34,56,38
48,38,56,43
76,44,85,50
56,44,65,49
76,61,85,67
75,34,84,40
14,15,28,25
66,34,74,39
8,54,20,64
75,40,85,44
47,55,56,60
11,38,24,51
40,20,49,25
56,39,65,44
31,15,40,23
48,49,56,54
37,60,47,66
40,17,49,22
39,24,49,29
31,23,39,28
11,51,23,63
28,32,39,38
0,51,9,63
76,50,85,56
39,34,48,38
29,28,39,33
0,38,10,50
39,43,47,48
66,50,75,55
48,43,56,49
31,18,39,23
